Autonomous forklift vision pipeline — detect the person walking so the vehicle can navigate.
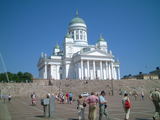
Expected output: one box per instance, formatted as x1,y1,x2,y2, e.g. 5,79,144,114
150,88,160,120
86,92,99,120
77,95,86,120
99,91,110,120
69,92,73,104
122,93,131,120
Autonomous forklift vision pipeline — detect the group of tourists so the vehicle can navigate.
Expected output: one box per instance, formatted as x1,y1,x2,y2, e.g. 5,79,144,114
77,88,160,120
77,91,131,120
119,89,145,101
55,92,73,104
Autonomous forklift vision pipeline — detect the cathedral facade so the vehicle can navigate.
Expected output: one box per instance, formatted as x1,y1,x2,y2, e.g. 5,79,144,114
37,12,120,80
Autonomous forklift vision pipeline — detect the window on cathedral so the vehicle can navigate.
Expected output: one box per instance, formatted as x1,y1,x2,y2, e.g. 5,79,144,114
80,31,82,40
83,31,86,40
76,30,79,39
72,32,74,39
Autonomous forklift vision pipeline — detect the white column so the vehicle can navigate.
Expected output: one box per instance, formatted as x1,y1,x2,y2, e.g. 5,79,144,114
100,61,103,80
78,30,80,40
108,62,111,80
113,67,116,80
105,62,108,80
93,61,95,80
111,62,114,80
44,63,47,79
118,67,120,80
87,60,90,79
74,30,76,40
56,65,58,79
81,60,84,80
78,62,81,79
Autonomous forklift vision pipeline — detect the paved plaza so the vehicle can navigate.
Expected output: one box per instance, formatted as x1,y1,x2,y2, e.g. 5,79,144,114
0,94,154,120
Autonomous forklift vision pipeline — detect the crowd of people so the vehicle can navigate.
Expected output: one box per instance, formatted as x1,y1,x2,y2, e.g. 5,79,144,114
29,88,160,120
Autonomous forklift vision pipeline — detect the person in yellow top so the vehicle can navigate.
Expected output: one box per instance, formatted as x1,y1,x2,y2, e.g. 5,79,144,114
150,88,160,120
122,93,131,120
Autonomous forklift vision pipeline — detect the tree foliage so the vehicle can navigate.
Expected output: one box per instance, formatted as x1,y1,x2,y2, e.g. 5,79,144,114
0,72,33,83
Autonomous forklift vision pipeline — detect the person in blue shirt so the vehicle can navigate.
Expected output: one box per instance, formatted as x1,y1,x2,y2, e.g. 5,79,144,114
99,91,110,120
69,92,73,104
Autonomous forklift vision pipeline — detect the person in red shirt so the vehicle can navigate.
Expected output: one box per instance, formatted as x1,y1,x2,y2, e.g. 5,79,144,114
66,92,69,104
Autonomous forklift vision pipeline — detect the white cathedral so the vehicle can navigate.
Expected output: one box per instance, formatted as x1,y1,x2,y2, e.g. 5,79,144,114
37,12,120,80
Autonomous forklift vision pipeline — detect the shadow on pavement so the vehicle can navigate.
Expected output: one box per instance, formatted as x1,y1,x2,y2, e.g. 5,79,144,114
35,115,45,118
135,118,152,120
68,118,78,120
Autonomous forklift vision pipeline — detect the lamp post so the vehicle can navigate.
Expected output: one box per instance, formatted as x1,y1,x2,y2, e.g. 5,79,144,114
111,78,114,96
0,53,9,82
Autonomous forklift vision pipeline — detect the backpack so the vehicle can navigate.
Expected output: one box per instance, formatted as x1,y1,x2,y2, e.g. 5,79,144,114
124,100,131,109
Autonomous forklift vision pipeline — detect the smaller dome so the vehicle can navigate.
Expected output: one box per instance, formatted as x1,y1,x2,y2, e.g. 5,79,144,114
98,34,105,42
55,44,60,49
65,33,72,38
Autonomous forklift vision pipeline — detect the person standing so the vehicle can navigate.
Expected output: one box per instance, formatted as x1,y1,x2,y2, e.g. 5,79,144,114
66,92,69,104
77,95,86,120
150,88,160,120
122,93,131,120
99,91,110,120
31,92,37,105
69,92,73,104
8,94,12,102
86,92,99,120
141,91,144,101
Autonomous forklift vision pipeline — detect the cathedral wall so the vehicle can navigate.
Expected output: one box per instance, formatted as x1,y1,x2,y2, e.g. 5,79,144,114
1,79,160,97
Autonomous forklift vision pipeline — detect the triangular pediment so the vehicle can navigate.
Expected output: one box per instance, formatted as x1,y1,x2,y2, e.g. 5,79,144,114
81,49,109,57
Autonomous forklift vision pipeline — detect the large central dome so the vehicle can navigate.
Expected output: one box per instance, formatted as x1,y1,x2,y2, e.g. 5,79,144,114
69,17,85,25
69,11,86,25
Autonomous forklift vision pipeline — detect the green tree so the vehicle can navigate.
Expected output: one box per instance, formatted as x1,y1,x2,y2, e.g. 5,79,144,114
0,72,33,83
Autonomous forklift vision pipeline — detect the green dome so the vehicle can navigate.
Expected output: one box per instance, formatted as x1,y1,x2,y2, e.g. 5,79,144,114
69,10,85,25
55,44,60,49
98,34,105,42
69,17,85,25
65,33,72,38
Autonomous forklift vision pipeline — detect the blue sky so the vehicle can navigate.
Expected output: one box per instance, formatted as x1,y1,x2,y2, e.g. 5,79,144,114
0,0,160,78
